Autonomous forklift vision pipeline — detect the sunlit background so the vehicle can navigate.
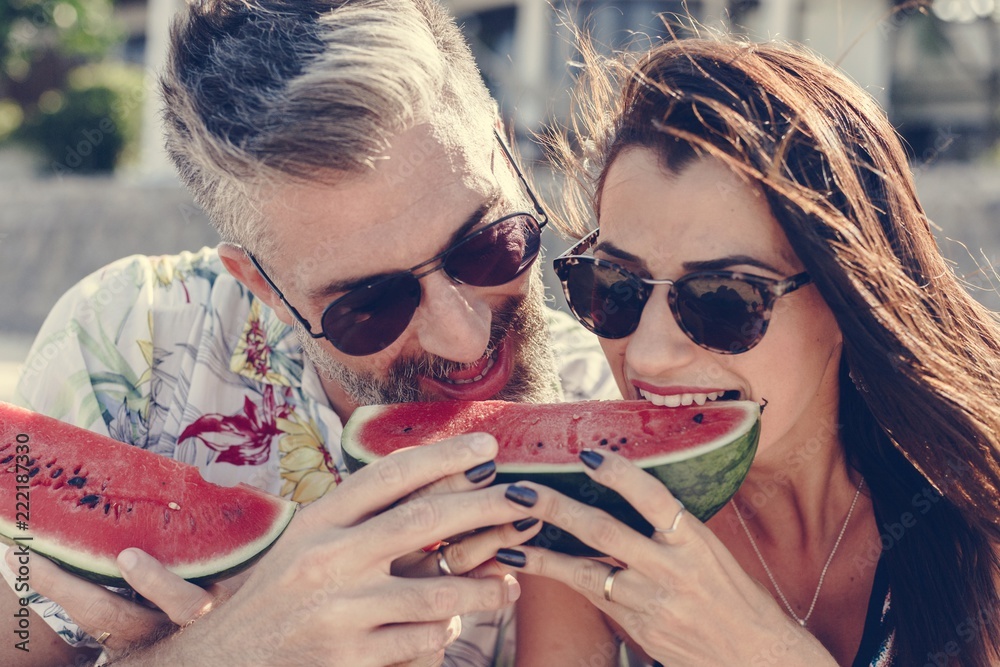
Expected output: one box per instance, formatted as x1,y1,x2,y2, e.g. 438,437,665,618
0,0,998,401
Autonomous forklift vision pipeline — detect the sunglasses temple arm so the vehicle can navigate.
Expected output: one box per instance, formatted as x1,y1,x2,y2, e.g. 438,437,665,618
493,129,548,224
244,250,326,339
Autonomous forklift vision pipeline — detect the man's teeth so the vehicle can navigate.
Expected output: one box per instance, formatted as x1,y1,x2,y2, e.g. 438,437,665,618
441,354,496,385
639,388,726,407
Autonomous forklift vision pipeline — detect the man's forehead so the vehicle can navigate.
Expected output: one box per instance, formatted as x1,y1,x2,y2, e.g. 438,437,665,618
256,121,509,286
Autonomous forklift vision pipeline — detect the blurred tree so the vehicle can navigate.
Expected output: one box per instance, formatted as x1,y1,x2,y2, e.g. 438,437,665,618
0,0,142,173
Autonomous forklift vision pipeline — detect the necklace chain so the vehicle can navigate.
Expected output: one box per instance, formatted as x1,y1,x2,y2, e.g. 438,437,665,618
731,478,864,628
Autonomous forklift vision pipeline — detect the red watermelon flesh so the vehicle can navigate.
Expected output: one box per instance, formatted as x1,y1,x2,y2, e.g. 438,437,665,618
0,402,296,586
341,400,760,556
344,400,755,469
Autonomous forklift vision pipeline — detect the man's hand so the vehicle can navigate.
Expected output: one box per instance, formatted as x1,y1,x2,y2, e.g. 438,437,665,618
4,545,230,657
61,432,529,666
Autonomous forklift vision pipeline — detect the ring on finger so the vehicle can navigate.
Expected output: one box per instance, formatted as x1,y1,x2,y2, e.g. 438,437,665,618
436,546,455,576
95,631,111,645
603,566,624,602
654,499,686,535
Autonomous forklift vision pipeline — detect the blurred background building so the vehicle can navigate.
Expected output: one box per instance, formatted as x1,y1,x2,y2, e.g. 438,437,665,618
0,0,998,399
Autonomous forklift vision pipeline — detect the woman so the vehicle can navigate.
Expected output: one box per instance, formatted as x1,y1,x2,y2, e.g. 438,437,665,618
495,38,1000,665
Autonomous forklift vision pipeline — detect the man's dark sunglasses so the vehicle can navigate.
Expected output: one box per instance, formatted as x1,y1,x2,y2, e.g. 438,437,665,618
248,130,548,356
553,229,811,354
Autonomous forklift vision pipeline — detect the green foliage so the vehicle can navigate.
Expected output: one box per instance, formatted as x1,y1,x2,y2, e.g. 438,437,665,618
2,0,121,81
1,0,131,172
19,61,144,173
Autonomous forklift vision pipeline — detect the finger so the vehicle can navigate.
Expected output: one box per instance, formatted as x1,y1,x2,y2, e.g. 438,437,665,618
11,547,171,651
579,449,699,546
394,519,543,578
439,518,543,575
306,433,498,529
371,616,462,665
362,574,519,626
403,460,498,505
502,482,658,569
358,485,532,561
498,545,657,612
117,549,215,627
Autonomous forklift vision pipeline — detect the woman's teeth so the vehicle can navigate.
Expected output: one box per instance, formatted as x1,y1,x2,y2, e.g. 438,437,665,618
638,388,730,407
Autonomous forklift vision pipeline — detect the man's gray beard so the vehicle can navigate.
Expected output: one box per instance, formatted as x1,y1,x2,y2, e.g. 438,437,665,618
293,273,562,407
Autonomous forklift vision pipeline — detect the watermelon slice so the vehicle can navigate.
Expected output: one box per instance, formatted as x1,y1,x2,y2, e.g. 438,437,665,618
342,400,759,555
0,402,297,586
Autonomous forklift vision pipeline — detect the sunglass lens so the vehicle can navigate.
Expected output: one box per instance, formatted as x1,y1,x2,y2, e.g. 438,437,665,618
562,261,644,338
445,215,541,286
321,274,421,355
675,276,767,353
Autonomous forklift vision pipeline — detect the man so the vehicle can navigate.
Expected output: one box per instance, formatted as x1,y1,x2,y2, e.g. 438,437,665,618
0,0,614,664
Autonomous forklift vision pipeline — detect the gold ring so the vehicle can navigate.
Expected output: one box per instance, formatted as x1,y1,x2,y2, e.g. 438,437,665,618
655,499,686,535
436,546,455,576
95,631,111,645
603,566,623,602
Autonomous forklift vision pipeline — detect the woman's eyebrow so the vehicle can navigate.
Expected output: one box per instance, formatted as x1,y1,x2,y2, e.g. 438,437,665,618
594,241,784,274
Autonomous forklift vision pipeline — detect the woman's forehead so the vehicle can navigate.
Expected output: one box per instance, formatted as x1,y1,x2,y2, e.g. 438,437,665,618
598,149,803,273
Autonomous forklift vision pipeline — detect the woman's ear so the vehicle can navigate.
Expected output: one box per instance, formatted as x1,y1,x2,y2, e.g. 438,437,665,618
217,243,295,326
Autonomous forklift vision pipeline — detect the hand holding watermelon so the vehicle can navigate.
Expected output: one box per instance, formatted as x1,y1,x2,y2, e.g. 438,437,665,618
3,421,537,665
496,449,840,667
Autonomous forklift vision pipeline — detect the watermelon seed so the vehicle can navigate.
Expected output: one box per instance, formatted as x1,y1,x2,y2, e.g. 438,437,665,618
0,455,13,464
402,427,412,433
693,413,704,424
168,502,181,511
73,466,81,474
67,476,87,488
51,468,63,479
536,442,544,448
28,467,39,478
619,437,627,444
27,458,35,466
45,462,52,467
79,495,100,508
104,503,111,515
599,439,608,446
610,445,620,452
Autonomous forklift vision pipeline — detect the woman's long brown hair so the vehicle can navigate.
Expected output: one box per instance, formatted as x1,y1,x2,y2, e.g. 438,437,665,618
548,36,1000,665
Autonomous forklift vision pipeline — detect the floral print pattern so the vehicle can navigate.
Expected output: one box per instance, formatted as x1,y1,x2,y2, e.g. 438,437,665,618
0,247,618,662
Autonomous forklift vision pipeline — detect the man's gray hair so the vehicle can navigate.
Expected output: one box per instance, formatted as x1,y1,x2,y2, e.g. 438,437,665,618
161,0,496,255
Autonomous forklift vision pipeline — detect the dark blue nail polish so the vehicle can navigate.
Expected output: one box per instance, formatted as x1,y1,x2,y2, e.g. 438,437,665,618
513,517,539,532
464,460,496,483
496,548,526,568
505,485,537,507
579,449,604,470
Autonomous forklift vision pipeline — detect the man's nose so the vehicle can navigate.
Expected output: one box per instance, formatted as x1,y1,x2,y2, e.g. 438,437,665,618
410,271,493,363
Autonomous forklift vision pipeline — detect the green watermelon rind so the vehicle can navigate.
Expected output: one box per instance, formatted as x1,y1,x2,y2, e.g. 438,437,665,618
341,401,760,557
0,495,297,588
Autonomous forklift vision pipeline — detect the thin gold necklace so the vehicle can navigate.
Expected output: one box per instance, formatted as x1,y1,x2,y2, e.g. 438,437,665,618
731,478,864,628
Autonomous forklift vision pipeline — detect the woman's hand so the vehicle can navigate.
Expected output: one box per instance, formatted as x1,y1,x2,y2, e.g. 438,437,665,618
501,449,839,667
388,455,544,579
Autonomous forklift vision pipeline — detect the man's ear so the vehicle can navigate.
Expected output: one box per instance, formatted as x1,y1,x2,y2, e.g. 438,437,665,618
217,243,295,326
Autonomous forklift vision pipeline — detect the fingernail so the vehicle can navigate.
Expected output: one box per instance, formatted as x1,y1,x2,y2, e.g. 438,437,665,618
117,549,139,571
468,433,496,455
579,449,604,470
464,460,496,483
513,517,539,532
505,485,537,507
504,573,521,601
496,549,527,568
